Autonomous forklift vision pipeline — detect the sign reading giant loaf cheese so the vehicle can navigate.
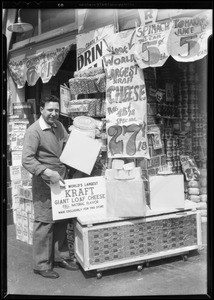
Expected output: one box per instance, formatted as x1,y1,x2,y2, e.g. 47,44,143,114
51,177,107,221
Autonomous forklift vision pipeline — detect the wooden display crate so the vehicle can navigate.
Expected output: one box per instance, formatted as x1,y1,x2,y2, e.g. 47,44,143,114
74,210,202,278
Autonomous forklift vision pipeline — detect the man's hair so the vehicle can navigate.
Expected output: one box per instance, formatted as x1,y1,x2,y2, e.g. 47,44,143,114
40,95,60,108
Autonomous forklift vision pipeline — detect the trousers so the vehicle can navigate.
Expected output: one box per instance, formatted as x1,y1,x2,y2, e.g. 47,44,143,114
33,219,71,271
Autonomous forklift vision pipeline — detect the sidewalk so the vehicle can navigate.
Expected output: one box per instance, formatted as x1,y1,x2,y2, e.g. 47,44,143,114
5,224,207,297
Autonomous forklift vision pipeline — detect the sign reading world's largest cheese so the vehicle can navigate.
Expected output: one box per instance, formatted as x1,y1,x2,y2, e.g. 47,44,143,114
51,177,107,221
103,52,149,159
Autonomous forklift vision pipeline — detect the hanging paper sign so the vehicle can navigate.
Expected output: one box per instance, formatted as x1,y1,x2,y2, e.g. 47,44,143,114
76,24,115,71
103,53,149,158
134,20,173,69
103,29,136,55
138,9,158,25
50,177,107,221
8,45,71,88
170,10,212,62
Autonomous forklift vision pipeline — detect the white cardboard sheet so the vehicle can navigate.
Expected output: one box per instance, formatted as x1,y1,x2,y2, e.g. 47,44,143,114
60,130,101,175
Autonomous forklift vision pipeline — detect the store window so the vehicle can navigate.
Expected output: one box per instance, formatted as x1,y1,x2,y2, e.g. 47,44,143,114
41,9,76,33
10,8,77,47
117,9,141,31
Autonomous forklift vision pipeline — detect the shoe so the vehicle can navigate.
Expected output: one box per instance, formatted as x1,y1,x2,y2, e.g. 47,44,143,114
56,259,79,271
33,269,59,279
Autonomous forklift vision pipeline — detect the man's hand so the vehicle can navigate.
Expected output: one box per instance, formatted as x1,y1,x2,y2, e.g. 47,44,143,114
43,169,65,184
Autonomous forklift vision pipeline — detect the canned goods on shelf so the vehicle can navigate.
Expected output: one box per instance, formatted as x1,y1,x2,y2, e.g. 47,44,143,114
166,150,173,158
172,148,177,158
166,160,174,167
165,139,173,147
172,139,177,147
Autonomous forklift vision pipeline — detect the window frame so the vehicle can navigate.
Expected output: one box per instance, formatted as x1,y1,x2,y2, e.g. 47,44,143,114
9,9,78,53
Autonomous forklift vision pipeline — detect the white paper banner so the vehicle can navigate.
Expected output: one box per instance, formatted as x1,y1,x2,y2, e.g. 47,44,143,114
134,20,173,68
138,9,158,26
51,177,107,221
76,24,115,71
103,53,149,158
169,10,212,62
103,28,136,55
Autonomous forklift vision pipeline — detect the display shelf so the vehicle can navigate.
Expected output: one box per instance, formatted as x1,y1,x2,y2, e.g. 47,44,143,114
74,209,202,278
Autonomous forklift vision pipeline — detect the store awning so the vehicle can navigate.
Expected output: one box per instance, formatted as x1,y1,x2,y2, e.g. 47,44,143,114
8,36,74,89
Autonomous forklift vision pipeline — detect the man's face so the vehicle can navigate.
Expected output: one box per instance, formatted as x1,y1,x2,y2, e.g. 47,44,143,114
40,101,60,125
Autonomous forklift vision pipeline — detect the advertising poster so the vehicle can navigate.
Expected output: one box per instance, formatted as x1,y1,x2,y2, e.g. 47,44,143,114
103,28,136,56
169,10,212,62
134,20,173,68
103,52,149,158
8,45,72,88
76,24,115,71
51,176,107,221
60,84,74,117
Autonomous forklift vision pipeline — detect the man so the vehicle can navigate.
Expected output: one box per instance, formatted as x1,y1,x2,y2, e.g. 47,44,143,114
22,95,79,279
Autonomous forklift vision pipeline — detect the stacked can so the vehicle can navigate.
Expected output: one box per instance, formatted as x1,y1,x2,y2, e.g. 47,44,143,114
188,63,199,122
164,131,181,173
172,136,182,173
177,83,183,119
164,130,174,172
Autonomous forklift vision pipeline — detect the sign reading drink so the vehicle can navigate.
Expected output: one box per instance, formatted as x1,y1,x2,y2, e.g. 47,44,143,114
51,177,107,221
76,24,115,71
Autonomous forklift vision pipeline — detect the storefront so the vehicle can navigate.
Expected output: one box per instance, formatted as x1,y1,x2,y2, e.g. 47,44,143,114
5,8,212,278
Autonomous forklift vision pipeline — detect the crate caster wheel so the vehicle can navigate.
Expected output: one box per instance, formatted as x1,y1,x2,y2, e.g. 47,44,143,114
137,265,143,271
97,272,102,279
145,262,150,267
182,254,188,261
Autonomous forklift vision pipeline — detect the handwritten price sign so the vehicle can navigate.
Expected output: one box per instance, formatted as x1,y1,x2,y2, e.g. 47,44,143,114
134,20,172,68
170,11,212,62
108,123,148,157
103,52,149,158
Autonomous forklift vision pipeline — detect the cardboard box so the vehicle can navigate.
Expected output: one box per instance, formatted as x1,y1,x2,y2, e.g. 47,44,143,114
19,198,26,211
10,132,25,151
25,200,34,213
13,103,32,116
9,166,32,181
149,146,164,157
147,156,161,169
11,151,23,166
149,174,185,211
147,103,157,116
19,186,32,201
11,180,22,196
12,195,20,210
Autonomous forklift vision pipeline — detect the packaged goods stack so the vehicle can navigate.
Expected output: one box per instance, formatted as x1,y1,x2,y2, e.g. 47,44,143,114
15,186,34,245
176,62,208,229
7,101,36,239
68,67,108,177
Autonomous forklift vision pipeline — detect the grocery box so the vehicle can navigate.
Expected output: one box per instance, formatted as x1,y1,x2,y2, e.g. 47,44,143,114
19,186,32,201
9,166,32,181
10,131,25,151
11,151,23,166
25,200,34,213
13,103,32,116
19,198,26,211
149,174,185,211
149,147,164,157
